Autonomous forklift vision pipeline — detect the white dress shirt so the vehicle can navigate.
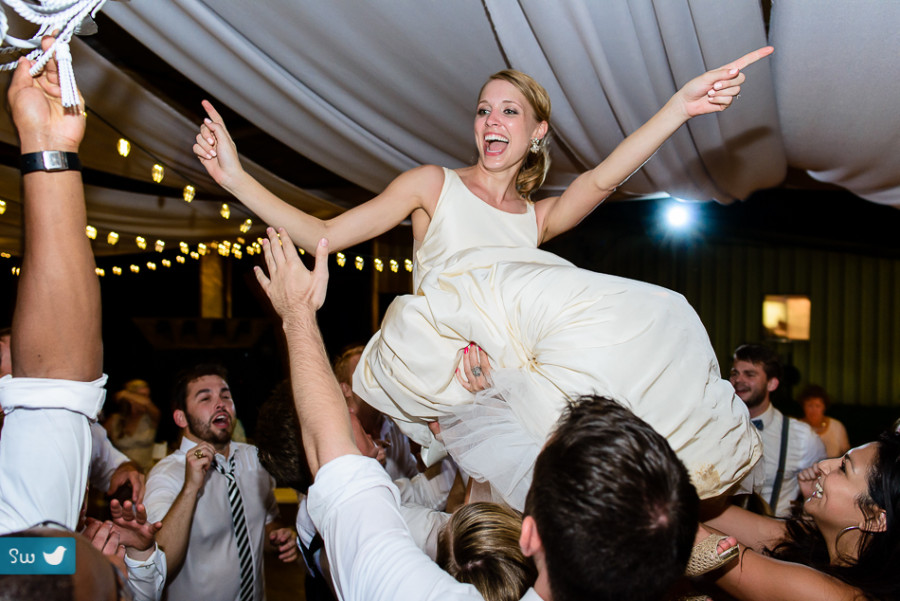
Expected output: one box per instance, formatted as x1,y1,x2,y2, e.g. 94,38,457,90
0,374,106,533
754,403,827,517
90,422,131,491
144,437,278,601
307,454,544,601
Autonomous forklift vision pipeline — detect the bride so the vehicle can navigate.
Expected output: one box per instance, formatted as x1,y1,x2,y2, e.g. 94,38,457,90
194,47,772,506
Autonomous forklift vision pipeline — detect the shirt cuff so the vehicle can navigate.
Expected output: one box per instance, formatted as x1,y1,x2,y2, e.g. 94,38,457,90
0,374,108,420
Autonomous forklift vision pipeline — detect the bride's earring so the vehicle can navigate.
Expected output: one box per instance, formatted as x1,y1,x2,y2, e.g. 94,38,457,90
530,138,541,154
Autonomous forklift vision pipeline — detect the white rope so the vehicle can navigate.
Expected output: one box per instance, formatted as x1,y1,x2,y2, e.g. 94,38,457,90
0,0,111,107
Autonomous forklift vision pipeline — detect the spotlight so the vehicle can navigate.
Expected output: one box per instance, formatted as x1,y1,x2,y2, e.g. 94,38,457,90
665,204,691,229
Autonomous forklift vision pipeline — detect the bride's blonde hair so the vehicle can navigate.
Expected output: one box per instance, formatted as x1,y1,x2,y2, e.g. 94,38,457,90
480,70,551,200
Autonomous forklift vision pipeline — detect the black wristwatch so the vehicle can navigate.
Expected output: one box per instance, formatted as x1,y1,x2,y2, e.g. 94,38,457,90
19,151,81,174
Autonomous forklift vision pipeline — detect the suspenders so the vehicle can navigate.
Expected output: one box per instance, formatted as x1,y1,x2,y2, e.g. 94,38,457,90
769,415,791,512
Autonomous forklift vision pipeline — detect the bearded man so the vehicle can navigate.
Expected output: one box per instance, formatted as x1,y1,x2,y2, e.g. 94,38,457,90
143,364,297,601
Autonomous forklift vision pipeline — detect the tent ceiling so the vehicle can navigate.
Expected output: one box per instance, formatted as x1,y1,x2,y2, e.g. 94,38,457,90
0,0,897,257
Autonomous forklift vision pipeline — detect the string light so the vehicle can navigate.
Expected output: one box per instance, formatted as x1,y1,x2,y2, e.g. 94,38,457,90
117,138,131,157
135,236,147,250
85,225,97,240
233,248,242,259
355,256,364,270
151,164,164,183
176,255,186,264
112,266,122,276
95,267,105,277
0,252,10,259
220,203,230,219
190,251,199,260
107,231,119,246
336,252,346,267
179,241,189,254
404,259,413,272
298,247,305,255
11,266,20,276
146,262,157,271
197,243,207,256
0,200,6,215
154,240,165,253
240,218,252,233
390,259,398,273
374,258,383,272
130,265,140,273
183,185,195,203
161,259,171,268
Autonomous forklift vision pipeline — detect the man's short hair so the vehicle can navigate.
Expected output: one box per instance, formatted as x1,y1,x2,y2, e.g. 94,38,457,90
524,395,698,601
255,380,313,492
732,343,783,381
171,363,229,414
332,344,366,386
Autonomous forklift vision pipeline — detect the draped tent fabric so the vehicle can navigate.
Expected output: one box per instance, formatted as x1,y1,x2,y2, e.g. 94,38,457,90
3,0,899,256
104,0,787,203
769,0,900,206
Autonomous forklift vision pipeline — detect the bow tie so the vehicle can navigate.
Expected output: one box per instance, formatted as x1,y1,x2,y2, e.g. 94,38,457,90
751,418,764,431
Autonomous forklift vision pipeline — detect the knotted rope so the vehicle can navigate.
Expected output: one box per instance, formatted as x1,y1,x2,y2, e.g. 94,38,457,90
0,0,111,107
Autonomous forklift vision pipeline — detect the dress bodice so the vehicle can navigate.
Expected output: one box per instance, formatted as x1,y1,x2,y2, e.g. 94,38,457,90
413,167,538,290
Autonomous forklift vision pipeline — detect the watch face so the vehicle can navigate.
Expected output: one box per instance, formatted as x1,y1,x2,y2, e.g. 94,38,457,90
42,151,68,171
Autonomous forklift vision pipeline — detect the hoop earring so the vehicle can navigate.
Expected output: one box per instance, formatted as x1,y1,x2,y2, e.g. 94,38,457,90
835,524,862,556
530,138,541,154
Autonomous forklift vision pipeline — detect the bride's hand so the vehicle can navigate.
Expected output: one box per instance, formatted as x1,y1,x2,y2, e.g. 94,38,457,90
676,46,773,118
456,342,493,392
194,99,244,188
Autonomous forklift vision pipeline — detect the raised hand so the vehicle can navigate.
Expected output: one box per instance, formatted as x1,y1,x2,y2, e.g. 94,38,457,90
677,46,774,118
194,100,244,187
83,517,128,575
109,500,161,556
8,35,85,154
254,227,330,321
184,441,215,492
107,461,146,504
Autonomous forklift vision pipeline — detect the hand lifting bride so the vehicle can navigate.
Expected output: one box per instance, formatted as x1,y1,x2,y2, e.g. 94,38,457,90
195,47,773,509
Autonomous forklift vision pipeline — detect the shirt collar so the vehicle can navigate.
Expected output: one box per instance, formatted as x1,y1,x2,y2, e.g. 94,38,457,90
178,435,234,459
757,402,776,428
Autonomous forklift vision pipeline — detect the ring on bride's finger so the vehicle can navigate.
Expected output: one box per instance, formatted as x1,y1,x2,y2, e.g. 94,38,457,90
471,366,483,377
194,449,205,459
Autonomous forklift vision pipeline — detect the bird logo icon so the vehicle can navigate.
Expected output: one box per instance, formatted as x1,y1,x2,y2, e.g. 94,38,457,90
42,546,67,566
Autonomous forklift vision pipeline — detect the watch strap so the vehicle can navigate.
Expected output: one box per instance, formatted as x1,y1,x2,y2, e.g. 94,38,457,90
19,151,81,174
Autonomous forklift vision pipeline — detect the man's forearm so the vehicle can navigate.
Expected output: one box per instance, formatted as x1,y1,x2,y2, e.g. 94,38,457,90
283,311,360,476
156,485,200,577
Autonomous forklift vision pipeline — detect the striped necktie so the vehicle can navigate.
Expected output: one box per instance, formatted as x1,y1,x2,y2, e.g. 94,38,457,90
215,454,255,601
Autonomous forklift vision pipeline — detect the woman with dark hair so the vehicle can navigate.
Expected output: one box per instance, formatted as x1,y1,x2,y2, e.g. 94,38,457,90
703,430,900,601
195,47,772,507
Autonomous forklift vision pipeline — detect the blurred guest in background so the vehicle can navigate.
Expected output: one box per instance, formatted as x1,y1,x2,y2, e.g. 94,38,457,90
798,384,850,458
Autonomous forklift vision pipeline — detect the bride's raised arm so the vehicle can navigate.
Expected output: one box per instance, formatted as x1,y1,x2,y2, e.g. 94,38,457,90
194,100,441,254
535,46,773,244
